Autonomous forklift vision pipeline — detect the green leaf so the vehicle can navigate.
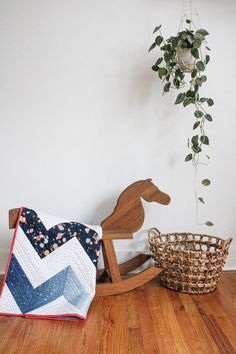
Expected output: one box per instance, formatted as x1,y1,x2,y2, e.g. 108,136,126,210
206,55,210,64
155,58,163,66
196,78,202,87
207,98,214,106
186,19,191,24
164,82,171,92
167,36,176,43
206,155,210,159
187,35,193,44
198,197,205,204
199,97,207,103
200,135,209,145
148,42,156,52
202,179,211,186
192,146,201,153
196,29,209,36
194,110,204,118
153,25,162,34
160,44,167,51
183,97,194,107
193,121,200,129
178,38,187,48
201,75,207,82
193,39,202,49
175,68,183,78
169,61,177,67
153,25,161,33
206,221,214,227
191,69,198,78
185,154,192,161
194,32,204,41
158,67,167,79
164,51,174,62
152,65,159,72
155,36,163,46
191,48,199,59
196,61,205,71
175,93,185,104
191,135,199,147
186,90,195,98
205,114,212,121
173,79,180,88
206,46,211,51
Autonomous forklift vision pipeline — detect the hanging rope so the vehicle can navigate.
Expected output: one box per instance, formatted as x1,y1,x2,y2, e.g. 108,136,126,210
178,0,201,31
190,0,193,22
178,0,186,32
194,2,201,29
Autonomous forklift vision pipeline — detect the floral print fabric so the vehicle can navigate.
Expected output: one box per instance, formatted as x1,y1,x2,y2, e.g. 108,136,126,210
20,208,100,267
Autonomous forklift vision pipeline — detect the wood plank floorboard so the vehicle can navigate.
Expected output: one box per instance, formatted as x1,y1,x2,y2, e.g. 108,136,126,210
0,272,235,354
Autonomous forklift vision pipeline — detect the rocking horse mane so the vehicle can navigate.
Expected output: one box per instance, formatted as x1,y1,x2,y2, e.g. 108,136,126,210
101,179,170,233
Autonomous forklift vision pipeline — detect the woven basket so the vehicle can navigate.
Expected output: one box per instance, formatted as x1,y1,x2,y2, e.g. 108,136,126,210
148,228,232,294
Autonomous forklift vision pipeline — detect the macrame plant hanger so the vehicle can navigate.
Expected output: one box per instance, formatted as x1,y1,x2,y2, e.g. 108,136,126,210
177,0,206,76
179,0,200,31
176,0,212,226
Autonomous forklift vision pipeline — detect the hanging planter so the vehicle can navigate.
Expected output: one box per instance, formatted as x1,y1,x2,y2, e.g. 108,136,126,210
176,47,196,72
149,17,214,227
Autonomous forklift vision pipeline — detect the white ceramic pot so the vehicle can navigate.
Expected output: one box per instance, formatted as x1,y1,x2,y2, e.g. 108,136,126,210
177,48,196,73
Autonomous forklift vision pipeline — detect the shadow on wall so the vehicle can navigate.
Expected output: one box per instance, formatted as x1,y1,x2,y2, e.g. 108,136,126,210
89,195,118,226
118,50,176,121
110,52,180,172
126,65,161,112
122,52,182,167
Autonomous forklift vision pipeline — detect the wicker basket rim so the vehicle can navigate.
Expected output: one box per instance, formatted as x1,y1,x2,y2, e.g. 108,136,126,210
157,245,226,255
148,231,233,254
148,230,232,243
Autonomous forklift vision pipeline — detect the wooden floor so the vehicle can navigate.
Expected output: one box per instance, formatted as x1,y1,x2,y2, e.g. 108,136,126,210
0,272,236,354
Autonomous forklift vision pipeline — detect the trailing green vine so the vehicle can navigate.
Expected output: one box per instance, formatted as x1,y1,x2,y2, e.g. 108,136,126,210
149,19,213,226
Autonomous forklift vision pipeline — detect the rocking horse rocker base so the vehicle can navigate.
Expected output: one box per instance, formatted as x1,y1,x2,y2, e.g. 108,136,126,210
8,179,170,296
96,232,162,296
97,178,170,296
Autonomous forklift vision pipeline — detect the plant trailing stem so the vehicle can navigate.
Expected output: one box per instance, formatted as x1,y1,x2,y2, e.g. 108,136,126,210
149,19,214,226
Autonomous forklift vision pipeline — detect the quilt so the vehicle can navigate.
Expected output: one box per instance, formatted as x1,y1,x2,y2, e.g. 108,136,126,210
0,207,102,322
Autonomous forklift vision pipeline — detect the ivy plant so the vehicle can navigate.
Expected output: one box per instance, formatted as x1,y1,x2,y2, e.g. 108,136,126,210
149,19,213,226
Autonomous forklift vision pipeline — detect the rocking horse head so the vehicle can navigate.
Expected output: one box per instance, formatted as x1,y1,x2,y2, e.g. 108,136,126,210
101,179,170,233
138,178,171,205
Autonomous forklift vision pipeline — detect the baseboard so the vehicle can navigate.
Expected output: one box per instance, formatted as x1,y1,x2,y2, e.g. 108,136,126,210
99,247,236,272
223,267,236,271
0,251,9,275
222,244,236,270
102,245,236,271
1,246,236,274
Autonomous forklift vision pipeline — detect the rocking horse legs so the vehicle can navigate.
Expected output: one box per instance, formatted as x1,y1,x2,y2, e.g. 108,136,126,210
97,179,169,295
102,240,122,283
95,234,162,296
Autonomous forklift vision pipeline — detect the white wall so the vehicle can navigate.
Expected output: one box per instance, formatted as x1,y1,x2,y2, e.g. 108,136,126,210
0,0,235,272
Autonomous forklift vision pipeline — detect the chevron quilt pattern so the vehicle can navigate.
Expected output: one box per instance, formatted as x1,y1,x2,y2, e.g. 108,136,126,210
0,207,102,322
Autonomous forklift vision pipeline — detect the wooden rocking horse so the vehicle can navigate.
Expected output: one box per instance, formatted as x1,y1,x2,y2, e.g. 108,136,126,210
8,179,171,296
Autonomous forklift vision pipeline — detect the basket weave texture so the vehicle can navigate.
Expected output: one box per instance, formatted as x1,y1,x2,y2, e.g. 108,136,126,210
148,228,232,294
